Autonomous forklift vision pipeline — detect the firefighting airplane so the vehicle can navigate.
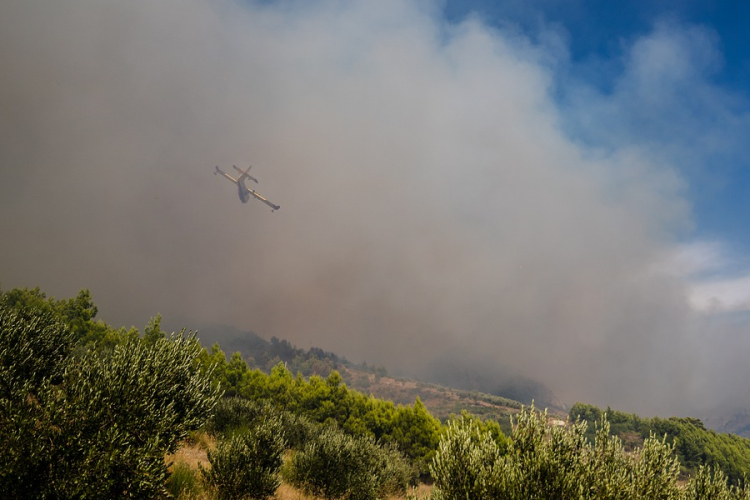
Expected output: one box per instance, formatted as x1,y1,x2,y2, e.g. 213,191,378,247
214,165,280,212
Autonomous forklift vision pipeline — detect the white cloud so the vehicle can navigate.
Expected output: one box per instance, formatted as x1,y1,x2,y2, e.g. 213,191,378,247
690,275,750,313
672,242,750,313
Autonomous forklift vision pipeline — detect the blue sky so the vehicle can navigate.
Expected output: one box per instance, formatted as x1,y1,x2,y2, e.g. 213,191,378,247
2,0,750,415
445,1,750,89
447,0,750,230
445,0,750,305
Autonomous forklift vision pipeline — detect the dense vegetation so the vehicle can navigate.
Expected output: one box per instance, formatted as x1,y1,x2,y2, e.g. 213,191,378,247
202,413,286,500
0,287,222,499
429,407,750,500
198,342,442,474
200,324,388,379
6,285,750,499
571,403,750,484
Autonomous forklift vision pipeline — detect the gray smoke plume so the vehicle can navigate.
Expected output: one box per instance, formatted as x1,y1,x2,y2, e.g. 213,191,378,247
2,0,748,418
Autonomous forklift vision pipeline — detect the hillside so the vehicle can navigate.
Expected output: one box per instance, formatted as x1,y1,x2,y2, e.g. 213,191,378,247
704,408,750,439
192,323,564,425
340,366,524,431
199,324,567,414
571,402,750,484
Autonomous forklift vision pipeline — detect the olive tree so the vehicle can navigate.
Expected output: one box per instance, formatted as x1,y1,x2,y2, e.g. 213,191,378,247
203,416,286,500
287,425,412,500
0,298,222,499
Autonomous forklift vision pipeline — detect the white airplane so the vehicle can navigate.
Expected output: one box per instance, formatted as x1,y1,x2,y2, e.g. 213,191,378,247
214,165,280,212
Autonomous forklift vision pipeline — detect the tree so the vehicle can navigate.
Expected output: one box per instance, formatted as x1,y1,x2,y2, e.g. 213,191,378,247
430,405,692,500
203,416,286,500
0,297,75,498
390,398,442,473
287,425,411,500
430,417,506,500
0,296,222,499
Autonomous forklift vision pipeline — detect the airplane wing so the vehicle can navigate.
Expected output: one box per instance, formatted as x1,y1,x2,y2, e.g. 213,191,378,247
215,166,239,183
249,189,281,212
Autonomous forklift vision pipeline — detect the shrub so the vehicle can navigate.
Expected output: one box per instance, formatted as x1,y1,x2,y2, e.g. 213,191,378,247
287,424,412,500
682,465,750,500
431,405,691,500
0,297,222,500
203,416,286,500
430,418,506,500
0,301,75,499
210,397,272,435
209,396,316,450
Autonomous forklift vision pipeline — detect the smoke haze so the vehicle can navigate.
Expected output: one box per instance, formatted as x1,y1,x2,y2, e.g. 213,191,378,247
1,0,748,417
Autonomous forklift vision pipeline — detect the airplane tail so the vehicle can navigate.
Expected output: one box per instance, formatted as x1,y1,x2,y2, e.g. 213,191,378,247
233,165,259,184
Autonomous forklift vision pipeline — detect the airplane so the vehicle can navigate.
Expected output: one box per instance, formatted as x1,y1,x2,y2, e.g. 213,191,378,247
214,165,280,212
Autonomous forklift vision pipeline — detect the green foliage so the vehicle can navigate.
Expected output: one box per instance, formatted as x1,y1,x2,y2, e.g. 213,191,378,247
500,406,589,499
286,424,412,500
209,396,316,451
683,465,750,500
69,333,222,450
198,351,442,467
142,314,167,345
210,396,273,435
0,291,222,499
572,402,750,484
0,297,74,499
0,295,74,391
430,417,507,500
0,286,111,347
390,398,443,476
431,405,691,500
203,416,286,500
166,461,201,499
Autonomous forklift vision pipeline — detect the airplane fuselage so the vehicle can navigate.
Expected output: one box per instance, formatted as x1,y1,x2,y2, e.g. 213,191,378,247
237,180,251,203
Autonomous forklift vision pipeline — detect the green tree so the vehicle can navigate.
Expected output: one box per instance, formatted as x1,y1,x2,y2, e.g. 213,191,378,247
431,405,690,500
1,286,107,346
141,313,167,345
390,398,442,473
0,295,222,499
203,416,286,500
430,417,506,500
287,425,411,500
0,297,75,498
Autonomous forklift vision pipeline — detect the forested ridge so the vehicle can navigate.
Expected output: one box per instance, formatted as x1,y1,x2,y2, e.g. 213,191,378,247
4,285,750,499
571,402,750,484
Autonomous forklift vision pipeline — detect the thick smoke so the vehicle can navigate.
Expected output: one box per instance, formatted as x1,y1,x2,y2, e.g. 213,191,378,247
1,0,746,416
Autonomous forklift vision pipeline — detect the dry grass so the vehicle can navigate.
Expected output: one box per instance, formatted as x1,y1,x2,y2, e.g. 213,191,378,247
274,483,317,499
394,484,433,499
166,431,214,472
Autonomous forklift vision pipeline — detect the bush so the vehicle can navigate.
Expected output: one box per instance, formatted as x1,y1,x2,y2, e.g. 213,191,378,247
287,424,412,500
0,301,75,499
209,396,316,450
203,416,286,500
430,418,506,500
0,297,222,500
431,405,692,500
210,397,273,435
682,465,750,500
